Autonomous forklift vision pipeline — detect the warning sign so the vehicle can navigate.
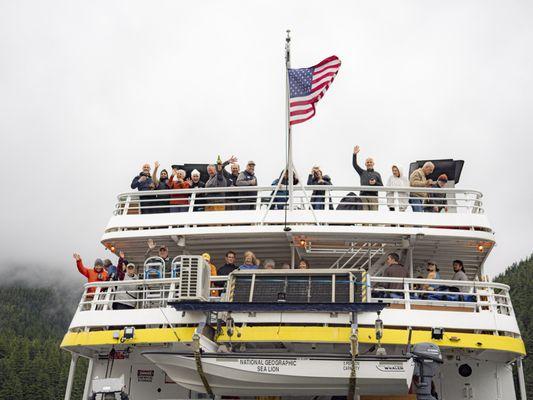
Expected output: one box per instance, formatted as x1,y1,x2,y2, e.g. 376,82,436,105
137,369,154,382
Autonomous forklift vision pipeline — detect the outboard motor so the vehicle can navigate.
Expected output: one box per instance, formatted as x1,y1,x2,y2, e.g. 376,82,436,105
410,343,443,400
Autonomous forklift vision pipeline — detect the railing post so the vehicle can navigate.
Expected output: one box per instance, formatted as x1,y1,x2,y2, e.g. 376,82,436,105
365,274,372,302
123,195,131,215
78,290,87,312
90,287,100,311
404,281,410,310
189,192,196,213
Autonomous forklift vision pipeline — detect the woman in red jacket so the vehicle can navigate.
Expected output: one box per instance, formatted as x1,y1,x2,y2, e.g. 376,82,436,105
73,253,108,294
168,168,191,212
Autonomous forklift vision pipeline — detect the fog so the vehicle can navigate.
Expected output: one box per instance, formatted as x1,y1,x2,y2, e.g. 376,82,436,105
1,0,532,283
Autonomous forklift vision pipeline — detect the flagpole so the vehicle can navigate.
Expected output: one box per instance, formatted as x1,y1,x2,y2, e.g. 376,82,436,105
285,29,294,211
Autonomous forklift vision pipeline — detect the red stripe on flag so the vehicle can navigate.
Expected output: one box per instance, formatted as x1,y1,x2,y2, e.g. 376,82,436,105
290,107,314,117
290,110,316,125
312,71,336,85
314,55,339,69
314,62,341,76
310,81,331,94
290,97,320,107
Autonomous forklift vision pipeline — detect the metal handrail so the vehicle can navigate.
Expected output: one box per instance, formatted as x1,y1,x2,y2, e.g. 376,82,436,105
112,185,484,216
367,276,513,314
117,185,484,197
77,276,229,310
76,275,511,314
369,276,510,291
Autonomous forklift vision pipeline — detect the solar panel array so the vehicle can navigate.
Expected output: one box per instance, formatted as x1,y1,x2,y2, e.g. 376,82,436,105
230,272,364,303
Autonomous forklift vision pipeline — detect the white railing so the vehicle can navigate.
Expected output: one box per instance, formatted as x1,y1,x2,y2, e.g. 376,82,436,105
112,185,484,216
76,274,512,318
368,276,514,315
77,276,228,311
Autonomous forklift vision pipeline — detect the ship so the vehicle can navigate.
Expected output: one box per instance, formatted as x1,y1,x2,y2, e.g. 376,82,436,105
60,158,528,400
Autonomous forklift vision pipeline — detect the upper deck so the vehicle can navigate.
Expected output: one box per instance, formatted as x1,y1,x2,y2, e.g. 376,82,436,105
102,185,494,279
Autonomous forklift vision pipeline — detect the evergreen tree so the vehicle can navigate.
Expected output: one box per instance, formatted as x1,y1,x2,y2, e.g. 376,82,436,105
0,286,87,399
495,254,533,398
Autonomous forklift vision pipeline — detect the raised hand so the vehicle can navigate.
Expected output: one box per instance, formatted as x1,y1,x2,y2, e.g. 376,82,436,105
119,251,125,259
353,145,360,154
73,253,81,261
154,161,160,169
147,238,155,250
227,155,238,163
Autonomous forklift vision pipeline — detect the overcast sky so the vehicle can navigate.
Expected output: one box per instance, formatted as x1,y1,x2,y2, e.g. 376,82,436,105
1,0,532,282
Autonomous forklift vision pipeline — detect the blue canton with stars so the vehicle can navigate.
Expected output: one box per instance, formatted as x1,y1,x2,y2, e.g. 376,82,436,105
288,67,313,98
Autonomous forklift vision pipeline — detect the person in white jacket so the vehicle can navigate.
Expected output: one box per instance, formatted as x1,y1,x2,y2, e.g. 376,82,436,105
113,263,139,310
386,165,409,211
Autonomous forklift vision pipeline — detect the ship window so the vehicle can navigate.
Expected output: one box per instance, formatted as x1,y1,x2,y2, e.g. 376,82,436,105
458,363,472,377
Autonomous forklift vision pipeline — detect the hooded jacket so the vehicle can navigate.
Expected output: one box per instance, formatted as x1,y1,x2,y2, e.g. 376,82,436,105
386,165,409,210
114,272,139,307
76,259,108,293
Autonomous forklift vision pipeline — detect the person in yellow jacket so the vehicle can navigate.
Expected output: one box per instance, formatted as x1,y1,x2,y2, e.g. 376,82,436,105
202,253,219,297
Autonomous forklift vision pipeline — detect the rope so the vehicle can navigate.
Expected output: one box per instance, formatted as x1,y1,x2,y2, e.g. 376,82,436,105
348,332,358,400
192,335,214,398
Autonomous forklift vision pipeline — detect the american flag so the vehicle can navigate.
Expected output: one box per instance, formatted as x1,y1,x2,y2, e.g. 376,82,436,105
288,55,341,125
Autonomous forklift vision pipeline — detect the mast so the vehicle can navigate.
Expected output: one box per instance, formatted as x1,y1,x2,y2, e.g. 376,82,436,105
285,30,294,211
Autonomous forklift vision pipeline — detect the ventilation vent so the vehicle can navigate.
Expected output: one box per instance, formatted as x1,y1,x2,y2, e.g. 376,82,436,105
177,256,211,301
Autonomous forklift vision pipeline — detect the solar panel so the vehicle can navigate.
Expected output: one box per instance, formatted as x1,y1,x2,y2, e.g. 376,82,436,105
229,272,364,303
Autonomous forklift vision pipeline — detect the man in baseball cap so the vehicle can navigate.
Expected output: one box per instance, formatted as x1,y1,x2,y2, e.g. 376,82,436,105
235,161,258,210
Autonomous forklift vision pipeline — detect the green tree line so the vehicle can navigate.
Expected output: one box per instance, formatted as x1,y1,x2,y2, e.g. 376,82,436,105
494,254,533,397
0,287,87,400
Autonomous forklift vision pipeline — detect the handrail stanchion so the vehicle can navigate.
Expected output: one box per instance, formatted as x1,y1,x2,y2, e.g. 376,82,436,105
122,195,131,216
404,280,410,310
189,192,196,213
90,287,101,311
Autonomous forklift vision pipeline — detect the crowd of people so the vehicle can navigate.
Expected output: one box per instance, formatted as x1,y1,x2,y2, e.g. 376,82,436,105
74,246,473,309
129,146,452,214
73,248,313,309
378,253,473,301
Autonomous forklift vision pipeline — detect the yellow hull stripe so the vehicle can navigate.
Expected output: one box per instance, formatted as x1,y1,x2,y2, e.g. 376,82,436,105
60,327,195,348
217,326,526,355
61,326,525,356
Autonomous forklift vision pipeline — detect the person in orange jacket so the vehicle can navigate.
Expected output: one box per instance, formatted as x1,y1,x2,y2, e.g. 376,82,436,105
73,253,108,293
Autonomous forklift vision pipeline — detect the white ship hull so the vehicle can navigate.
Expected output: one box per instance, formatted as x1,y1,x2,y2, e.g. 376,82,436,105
142,352,415,396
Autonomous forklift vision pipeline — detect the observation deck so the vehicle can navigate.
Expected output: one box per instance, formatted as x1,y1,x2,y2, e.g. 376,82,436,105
102,185,493,279
63,269,524,361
